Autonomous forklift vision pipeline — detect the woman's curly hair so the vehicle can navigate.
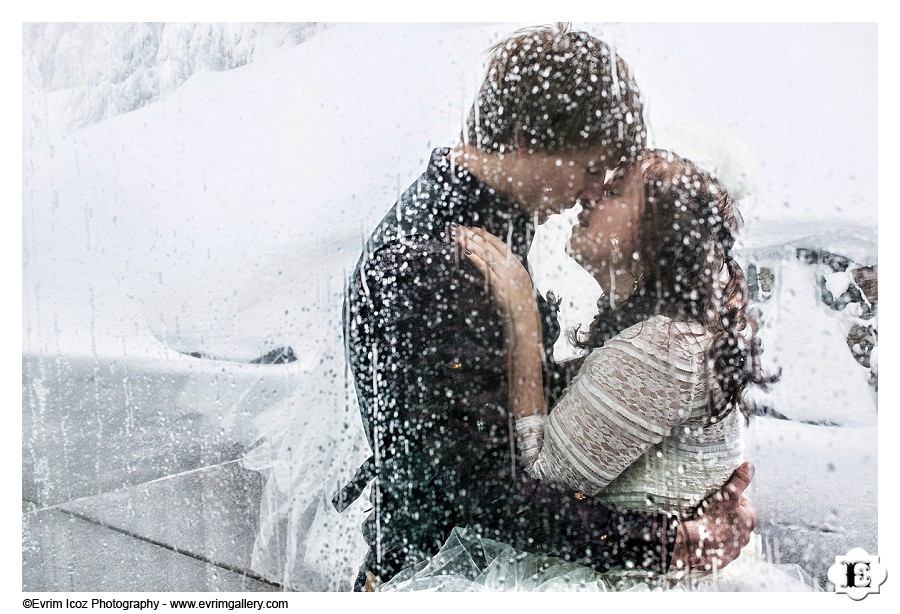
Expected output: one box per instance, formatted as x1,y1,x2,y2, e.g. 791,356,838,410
571,149,778,421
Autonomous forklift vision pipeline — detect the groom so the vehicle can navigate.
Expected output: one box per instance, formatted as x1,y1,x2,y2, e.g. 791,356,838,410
341,24,757,590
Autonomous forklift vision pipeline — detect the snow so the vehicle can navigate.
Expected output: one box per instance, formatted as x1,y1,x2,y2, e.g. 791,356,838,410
22,22,878,590
23,23,514,360
824,271,852,298
748,257,876,426
23,23,877,363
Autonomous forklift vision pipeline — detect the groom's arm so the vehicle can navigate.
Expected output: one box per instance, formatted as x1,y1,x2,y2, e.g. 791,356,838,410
465,472,678,574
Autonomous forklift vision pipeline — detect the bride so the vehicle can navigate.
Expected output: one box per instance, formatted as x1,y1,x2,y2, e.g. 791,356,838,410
384,149,818,591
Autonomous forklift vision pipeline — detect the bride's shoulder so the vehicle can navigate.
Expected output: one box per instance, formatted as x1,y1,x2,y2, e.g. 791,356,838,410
612,314,706,338
606,315,712,359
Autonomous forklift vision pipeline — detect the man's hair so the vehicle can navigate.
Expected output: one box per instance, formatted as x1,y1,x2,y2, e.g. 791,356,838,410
464,23,645,163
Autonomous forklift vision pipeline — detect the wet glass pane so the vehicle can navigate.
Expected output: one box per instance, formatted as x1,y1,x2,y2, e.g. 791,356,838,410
23,23,877,592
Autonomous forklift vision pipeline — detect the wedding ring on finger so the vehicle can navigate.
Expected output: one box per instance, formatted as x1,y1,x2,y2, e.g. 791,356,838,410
488,257,497,269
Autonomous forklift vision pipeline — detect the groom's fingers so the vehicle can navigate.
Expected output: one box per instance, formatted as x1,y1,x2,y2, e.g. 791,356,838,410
723,461,754,499
741,496,758,531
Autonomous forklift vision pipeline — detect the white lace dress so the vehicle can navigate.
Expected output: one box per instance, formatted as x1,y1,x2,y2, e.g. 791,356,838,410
382,315,818,591
517,315,741,513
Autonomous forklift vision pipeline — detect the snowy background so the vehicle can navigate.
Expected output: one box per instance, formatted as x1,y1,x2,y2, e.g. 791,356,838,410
22,22,877,591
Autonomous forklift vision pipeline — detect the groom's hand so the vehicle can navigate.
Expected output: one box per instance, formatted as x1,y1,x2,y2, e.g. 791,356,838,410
670,461,757,573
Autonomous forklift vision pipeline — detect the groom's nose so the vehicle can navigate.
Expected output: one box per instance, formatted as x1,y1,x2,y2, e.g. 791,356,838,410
576,203,592,226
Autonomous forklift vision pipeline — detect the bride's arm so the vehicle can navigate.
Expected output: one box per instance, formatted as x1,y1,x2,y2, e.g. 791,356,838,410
452,227,549,470
504,292,549,469
455,227,703,495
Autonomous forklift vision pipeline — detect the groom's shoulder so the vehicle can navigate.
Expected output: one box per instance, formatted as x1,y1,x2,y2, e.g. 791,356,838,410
361,233,461,283
353,233,486,315
363,193,459,270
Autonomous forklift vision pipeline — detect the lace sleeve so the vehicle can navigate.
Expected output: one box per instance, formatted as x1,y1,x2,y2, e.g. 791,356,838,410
518,316,711,495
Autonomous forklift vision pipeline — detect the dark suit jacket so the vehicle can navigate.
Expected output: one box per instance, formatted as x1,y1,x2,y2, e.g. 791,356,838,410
342,148,677,586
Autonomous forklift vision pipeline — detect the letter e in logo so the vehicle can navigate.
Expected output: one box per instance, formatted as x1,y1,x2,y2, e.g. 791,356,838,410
828,548,886,600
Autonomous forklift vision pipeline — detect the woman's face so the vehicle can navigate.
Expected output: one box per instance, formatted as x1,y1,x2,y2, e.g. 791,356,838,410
567,163,645,278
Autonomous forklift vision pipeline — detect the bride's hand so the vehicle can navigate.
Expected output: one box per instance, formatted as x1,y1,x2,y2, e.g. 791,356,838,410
671,461,757,573
451,226,537,325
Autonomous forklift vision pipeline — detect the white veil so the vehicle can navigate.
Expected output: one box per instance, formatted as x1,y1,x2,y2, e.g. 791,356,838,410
149,228,375,591
227,236,374,591
239,284,372,591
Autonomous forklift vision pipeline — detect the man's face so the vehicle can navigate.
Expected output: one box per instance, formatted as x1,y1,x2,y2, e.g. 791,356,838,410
506,148,614,223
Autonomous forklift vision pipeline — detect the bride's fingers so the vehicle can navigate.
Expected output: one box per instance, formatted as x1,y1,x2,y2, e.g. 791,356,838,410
452,230,487,265
462,245,490,276
452,234,499,293
455,230,507,275
451,227,478,258
467,227,513,261
466,226,508,252
451,229,526,304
